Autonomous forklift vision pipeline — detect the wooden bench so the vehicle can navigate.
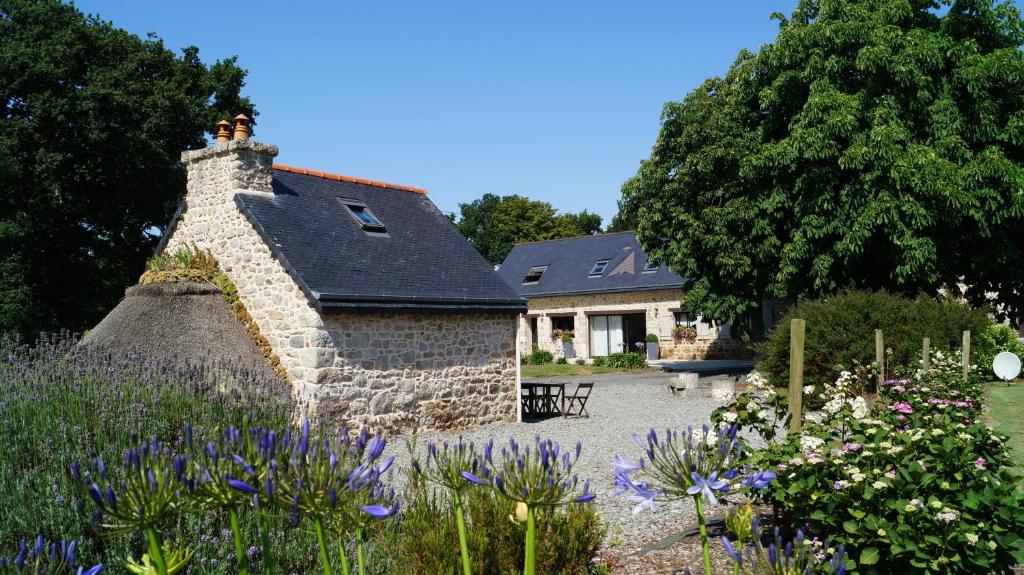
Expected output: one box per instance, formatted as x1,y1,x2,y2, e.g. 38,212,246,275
667,372,699,395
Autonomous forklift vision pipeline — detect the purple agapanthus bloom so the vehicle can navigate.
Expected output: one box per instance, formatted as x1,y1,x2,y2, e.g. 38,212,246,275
686,471,729,505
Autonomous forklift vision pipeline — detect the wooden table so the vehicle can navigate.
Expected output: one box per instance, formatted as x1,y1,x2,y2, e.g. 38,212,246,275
521,381,565,416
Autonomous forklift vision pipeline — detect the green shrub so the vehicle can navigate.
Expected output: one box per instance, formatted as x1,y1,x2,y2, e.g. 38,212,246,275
382,472,605,575
757,290,990,392
555,356,568,365
525,349,554,365
645,333,659,343
591,356,607,367
575,358,586,366
974,323,1024,381
599,352,646,370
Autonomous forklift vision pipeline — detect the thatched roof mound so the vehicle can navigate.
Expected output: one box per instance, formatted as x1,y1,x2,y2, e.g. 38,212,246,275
82,282,276,374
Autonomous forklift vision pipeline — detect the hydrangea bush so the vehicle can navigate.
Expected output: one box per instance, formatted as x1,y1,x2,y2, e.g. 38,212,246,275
747,359,1024,573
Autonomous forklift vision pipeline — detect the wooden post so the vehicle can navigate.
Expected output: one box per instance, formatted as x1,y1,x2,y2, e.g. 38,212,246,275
922,338,930,371
788,319,806,433
962,330,971,383
875,329,885,387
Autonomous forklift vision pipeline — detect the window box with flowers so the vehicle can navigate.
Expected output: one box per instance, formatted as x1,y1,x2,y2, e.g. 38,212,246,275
553,328,575,359
673,325,697,343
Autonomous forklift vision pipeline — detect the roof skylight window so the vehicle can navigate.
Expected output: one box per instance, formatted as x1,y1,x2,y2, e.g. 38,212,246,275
590,259,610,276
522,266,547,284
642,261,659,273
341,199,386,233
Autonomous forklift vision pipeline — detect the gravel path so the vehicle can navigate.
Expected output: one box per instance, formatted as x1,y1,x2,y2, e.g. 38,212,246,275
383,369,743,573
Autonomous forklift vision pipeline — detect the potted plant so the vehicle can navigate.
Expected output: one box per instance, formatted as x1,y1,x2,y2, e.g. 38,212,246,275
672,325,698,343
645,333,660,360
555,329,575,360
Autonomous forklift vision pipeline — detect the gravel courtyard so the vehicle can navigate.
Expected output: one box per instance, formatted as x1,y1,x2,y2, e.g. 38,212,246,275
385,368,751,574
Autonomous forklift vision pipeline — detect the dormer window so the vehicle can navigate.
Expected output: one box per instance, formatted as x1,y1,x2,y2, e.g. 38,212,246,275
589,259,610,276
340,199,386,233
522,266,547,284
642,261,659,273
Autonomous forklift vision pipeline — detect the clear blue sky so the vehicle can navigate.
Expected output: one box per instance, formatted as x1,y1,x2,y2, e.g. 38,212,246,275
75,0,794,223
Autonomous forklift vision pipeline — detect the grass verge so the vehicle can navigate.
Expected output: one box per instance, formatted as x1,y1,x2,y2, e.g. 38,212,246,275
985,382,1024,474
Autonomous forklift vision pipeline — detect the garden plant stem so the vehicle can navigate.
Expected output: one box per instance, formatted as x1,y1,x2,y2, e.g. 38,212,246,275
356,531,367,575
453,490,474,575
229,507,250,575
524,505,537,575
259,513,272,575
313,518,334,575
694,497,712,575
337,538,351,575
145,527,168,575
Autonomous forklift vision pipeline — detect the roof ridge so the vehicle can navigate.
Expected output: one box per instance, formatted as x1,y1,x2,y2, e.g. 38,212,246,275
272,164,427,195
510,230,636,248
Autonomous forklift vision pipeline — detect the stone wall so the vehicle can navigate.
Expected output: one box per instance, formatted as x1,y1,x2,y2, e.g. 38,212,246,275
519,289,749,360
164,140,518,433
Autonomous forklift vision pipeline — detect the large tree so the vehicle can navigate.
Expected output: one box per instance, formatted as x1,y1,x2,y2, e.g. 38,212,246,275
0,0,255,338
455,194,603,264
624,0,1024,332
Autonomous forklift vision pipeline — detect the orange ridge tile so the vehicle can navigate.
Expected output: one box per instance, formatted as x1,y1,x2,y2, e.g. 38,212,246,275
272,163,427,194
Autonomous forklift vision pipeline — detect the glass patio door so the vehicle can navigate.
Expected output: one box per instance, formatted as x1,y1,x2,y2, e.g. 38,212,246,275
589,315,624,356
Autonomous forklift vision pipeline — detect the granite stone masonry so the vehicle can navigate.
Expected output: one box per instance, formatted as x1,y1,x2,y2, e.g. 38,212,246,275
163,138,519,433
519,289,747,360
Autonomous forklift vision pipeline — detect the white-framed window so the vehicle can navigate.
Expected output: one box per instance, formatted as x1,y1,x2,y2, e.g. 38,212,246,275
642,260,659,273
589,259,610,276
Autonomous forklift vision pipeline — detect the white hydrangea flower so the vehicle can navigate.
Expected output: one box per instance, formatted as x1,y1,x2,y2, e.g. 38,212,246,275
851,396,869,420
800,435,825,452
723,411,737,423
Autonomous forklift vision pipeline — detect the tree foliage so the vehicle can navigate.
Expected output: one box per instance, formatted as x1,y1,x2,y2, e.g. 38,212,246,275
455,193,602,264
0,0,255,338
624,0,1024,326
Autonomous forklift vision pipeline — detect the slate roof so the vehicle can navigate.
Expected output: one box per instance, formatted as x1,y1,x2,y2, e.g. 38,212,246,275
496,232,687,298
231,168,526,314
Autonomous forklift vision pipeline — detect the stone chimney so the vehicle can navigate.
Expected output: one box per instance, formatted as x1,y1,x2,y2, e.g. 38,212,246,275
180,115,278,198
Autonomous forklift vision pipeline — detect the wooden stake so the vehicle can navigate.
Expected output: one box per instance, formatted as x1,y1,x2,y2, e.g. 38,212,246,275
875,329,885,388
789,319,805,433
962,330,971,383
922,338,930,371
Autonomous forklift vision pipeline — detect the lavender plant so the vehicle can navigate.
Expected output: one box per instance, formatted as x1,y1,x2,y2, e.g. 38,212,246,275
462,436,595,575
0,537,102,575
614,424,776,575
410,437,488,575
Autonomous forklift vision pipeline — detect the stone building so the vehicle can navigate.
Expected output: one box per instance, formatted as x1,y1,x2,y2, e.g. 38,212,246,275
157,116,526,432
496,232,747,360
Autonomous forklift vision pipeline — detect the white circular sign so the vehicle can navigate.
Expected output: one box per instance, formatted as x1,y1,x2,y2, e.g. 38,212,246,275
993,351,1022,381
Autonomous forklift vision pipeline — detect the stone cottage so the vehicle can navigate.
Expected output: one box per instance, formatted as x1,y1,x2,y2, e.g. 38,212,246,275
496,232,747,360
157,116,526,432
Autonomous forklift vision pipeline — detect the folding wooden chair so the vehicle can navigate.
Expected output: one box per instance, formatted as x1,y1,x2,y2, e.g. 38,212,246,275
562,383,593,418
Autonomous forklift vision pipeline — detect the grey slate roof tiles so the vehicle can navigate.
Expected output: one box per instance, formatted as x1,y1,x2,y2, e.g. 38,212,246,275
233,169,526,314
496,231,688,298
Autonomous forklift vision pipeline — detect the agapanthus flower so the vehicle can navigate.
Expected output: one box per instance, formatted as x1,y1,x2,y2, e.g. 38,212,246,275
614,425,775,507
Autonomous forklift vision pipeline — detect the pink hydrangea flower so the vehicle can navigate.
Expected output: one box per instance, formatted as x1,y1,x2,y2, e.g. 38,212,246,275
975,458,986,470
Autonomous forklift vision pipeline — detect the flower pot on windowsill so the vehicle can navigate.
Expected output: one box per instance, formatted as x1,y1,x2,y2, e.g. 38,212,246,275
646,342,659,360
562,341,575,360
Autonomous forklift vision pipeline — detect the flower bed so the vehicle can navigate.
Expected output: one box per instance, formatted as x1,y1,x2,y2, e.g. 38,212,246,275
723,354,1024,573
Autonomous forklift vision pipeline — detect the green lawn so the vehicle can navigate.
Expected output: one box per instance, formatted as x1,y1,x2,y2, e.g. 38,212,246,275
986,383,1024,473
520,363,653,378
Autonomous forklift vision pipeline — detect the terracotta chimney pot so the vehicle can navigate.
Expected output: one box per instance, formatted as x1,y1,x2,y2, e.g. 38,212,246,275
233,114,251,141
215,120,231,144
